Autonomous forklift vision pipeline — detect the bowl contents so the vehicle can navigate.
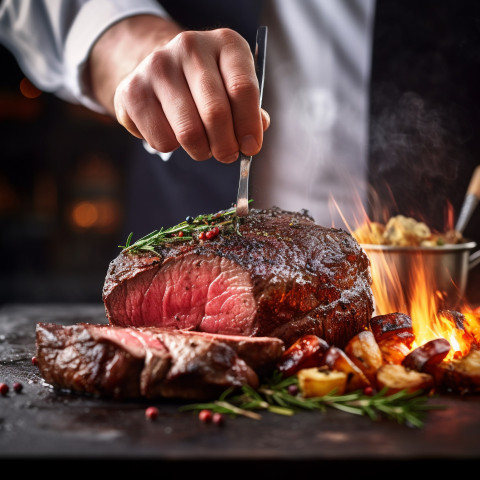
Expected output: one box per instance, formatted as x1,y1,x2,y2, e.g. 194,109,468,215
353,215,465,247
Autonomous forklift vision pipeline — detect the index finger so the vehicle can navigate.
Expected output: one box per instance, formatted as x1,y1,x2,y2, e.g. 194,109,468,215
216,29,264,157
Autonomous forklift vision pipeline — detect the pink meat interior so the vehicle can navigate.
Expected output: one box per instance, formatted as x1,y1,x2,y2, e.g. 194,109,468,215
109,253,257,335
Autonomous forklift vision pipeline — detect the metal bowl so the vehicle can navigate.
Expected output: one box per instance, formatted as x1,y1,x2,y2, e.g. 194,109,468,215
361,241,479,309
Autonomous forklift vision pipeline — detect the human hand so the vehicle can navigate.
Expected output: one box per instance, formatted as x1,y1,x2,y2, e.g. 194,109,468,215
89,17,269,163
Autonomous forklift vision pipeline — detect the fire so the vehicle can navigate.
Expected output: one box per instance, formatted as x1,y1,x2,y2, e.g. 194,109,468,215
332,197,480,361
371,251,474,360
462,305,480,345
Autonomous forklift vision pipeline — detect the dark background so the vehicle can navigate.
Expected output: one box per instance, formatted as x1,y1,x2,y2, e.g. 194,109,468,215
0,45,133,305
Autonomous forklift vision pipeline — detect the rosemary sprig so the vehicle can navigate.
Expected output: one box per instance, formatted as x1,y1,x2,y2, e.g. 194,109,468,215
179,371,446,428
118,201,253,253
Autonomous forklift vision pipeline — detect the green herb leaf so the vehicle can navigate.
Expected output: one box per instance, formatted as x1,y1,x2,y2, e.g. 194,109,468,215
120,201,253,253
118,232,133,249
179,371,446,427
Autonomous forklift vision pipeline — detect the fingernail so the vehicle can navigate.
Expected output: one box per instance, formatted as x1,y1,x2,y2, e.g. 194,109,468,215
222,152,239,163
262,109,271,130
240,135,259,155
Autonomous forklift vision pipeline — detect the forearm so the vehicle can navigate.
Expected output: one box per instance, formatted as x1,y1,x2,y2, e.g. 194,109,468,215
87,14,183,116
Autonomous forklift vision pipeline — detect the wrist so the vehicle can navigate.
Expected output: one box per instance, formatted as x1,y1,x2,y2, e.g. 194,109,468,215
87,14,182,114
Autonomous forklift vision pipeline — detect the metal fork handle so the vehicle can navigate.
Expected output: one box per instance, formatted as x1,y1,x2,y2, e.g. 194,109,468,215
236,26,267,217
236,154,252,217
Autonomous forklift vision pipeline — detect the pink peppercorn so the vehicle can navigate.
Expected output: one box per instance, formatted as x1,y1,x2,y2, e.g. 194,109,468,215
13,382,23,393
0,383,9,396
287,384,299,396
145,406,159,420
198,409,212,423
363,386,374,396
212,412,224,425
198,232,206,241
31,356,38,366
205,227,220,240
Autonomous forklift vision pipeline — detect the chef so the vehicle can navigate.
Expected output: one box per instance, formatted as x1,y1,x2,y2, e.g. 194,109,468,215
0,0,374,228
1,0,479,302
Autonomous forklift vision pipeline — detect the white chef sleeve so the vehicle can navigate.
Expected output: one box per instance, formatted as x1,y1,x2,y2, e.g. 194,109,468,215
0,0,170,113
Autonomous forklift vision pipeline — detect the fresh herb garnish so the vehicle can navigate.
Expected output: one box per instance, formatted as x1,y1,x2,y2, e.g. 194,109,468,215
119,202,253,253
179,371,446,428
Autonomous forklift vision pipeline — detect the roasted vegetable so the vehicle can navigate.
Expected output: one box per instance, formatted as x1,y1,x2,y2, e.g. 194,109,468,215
402,338,451,373
382,215,431,247
344,330,384,386
370,313,415,364
370,312,415,343
276,335,329,377
297,367,347,397
376,364,434,394
430,347,480,394
324,346,370,391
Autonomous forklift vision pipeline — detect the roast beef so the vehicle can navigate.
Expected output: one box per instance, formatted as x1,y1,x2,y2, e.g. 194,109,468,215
35,323,284,400
103,207,374,348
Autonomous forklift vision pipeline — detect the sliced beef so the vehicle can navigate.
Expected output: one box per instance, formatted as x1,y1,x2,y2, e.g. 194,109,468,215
168,329,284,374
35,323,284,400
103,207,374,348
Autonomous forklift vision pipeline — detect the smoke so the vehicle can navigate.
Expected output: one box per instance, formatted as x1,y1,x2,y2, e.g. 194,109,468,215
368,83,470,230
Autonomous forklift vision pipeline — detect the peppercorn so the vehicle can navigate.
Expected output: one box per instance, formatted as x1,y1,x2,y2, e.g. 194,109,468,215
198,231,206,240
177,231,184,237
145,406,159,420
13,382,23,393
186,216,194,224
206,227,220,240
31,356,38,366
212,412,224,425
287,384,299,396
0,383,9,396
198,409,212,423
363,386,374,396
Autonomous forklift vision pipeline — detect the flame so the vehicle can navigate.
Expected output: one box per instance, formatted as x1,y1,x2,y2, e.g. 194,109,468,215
332,196,479,360
462,305,480,345
371,252,473,360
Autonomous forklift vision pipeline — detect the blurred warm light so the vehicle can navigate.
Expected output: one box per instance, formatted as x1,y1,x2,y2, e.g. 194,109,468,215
70,199,120,232
19,77,42,99
71,201,98,228
95,200,120,230
69,154,122,233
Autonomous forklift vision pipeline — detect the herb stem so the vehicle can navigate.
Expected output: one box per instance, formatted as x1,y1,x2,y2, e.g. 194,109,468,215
180,371,446,428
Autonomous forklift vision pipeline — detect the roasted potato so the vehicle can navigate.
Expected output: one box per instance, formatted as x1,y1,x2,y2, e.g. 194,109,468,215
375,337,412,365
430,347,480,393
297,367,347,397
344,330,383,386
376,364,434,394
324,346,370,391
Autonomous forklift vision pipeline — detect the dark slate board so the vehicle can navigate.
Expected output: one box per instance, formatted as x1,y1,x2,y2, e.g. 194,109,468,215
0,303,479,472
